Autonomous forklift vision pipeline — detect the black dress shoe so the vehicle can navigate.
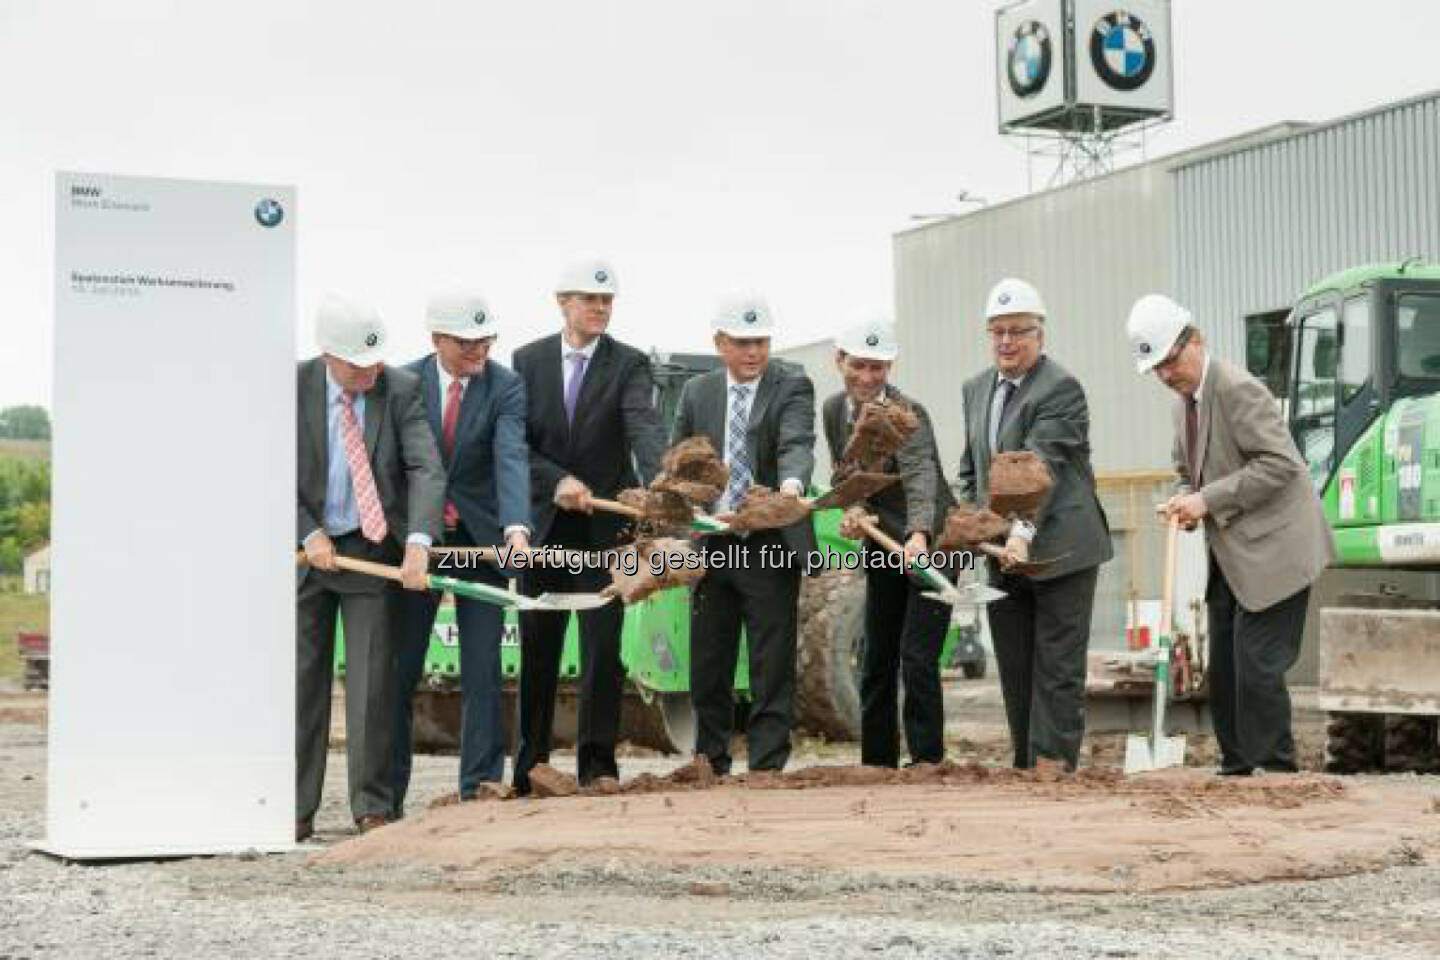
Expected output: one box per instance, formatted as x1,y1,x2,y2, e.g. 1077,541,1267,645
1217,765,1255,776
295,818,314,842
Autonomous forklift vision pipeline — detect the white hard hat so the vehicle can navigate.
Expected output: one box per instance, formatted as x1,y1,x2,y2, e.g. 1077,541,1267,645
985,277,1047,320
555,258,619,296
316,294,386,366
711,295,775,338
427,290,499,340
837,316,898,361
1127,294,1192,373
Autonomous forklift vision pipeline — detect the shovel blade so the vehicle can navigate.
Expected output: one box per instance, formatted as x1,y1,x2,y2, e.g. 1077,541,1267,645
810,472,900,510
922,582,1007,608
530,592,615,612
1122,734,1187,774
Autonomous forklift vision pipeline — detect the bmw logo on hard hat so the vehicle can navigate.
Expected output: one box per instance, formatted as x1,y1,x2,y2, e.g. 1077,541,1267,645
473,310,487,326
1007,21,1051,98
595,270,608,284
743,310,757,324
865,333,880,347
1139,342,1152,354
254,198,284,228
1090,11,1156,92
365,332,379,347
998,292,1011,305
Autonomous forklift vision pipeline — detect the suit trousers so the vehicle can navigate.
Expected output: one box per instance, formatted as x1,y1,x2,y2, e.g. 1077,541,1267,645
987,563,1099,770
860,563,949,767
513,514,625,792
391,526,507,814
1206,554,1309,773
691,530,802,775
296,531,399,824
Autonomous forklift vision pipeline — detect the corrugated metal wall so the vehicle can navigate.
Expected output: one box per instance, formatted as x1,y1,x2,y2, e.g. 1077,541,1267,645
1175,93,1440,364
773,338,843,483
895,156,1177,474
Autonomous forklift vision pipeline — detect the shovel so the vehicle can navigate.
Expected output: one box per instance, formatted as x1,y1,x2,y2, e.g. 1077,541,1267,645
589,497,733,534
851,514,1005,609
295,551,613,612
1123,516,1187,773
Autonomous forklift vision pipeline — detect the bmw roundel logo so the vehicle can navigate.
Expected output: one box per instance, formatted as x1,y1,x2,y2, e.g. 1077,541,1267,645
1139,342,1152,355
254,198,284,228
1007,21,1051,98
865,333,880,347
473,310,487,325
595,270,608,284
364,332,379,348
743,310,757,324
998,292,1011,306
1090,11,1156,91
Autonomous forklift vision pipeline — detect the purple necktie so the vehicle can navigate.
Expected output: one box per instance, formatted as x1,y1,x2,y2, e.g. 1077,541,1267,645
564,352,588,424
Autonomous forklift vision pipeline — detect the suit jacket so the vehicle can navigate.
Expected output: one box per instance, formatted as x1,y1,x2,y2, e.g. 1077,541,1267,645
822,384,954,543
407,354,530,546
512,332,665,547
296,357,445,585
672,359,819,568
956,354,1112,580
1175,355,1335,612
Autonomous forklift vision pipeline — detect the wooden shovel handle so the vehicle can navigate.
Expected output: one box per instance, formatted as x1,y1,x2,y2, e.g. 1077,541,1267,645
295,549,404,584
589,497,644,519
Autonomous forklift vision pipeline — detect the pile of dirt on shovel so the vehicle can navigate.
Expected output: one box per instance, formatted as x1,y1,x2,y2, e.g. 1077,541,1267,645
936,502,1012,550
616,488,695,538
602,538,707,605
988,451,1052,519
842,399,920,470
651,437,730,504
727,486,812,532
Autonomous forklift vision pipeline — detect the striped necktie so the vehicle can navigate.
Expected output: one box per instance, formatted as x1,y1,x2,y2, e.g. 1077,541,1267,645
340,392,388,543
726,383,753,506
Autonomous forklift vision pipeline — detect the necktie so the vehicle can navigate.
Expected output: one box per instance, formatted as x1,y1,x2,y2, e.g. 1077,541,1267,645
442,379,463,529
340,392,388,544
564,352,588,424
726,384,753,507
990,379,1017,452
1185,394,1200,484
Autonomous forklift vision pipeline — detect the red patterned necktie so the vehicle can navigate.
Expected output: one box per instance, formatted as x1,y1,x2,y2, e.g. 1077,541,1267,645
442,379,463,529
341,391,388,543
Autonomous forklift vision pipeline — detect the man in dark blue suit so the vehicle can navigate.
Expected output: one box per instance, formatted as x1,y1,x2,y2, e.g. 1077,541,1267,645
390,291,531,814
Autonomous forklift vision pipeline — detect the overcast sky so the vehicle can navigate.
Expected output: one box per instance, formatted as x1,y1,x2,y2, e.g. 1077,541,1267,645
2,0,1437,409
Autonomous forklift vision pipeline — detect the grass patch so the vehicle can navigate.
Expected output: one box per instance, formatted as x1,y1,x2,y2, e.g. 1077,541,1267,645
0,592,49,683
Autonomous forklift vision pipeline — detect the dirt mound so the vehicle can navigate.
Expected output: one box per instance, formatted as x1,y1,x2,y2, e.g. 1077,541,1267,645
318,766,1436,893
842,400,920,470
604,538,707,604
528,764,579,798
936,503,1011,550
988,451,1052,520
728,486,812,532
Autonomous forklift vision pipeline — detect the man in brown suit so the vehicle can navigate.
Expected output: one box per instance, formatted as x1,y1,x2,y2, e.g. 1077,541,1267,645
1127,294,1335,775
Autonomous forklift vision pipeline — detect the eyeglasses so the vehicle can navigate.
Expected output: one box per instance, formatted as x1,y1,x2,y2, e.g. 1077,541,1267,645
1153,328,1193,372
988,325,1040,342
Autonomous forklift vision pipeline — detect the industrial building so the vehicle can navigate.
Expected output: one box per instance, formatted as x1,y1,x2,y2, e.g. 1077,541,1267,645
780,90,1440,662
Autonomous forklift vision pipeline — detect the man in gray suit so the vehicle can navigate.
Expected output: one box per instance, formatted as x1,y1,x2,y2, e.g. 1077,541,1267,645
671,296,816,774
1128,293,1335,775
391,292,530,816
825,316,954,767
296,296,444,841
956,278,1112,771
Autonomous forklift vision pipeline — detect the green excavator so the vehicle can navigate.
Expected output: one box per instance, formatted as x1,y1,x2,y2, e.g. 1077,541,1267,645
1285,260,1440,772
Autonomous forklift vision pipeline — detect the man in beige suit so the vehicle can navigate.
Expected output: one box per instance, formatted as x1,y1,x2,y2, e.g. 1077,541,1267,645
1127,294,1335,775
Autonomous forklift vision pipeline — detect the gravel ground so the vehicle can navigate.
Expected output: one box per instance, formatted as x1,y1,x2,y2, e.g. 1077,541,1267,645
3,691,1440,959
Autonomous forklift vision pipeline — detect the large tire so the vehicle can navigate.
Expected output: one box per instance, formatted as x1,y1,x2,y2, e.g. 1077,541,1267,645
794,568,865,740
1323,712,1384,773
1383,715,1440,773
